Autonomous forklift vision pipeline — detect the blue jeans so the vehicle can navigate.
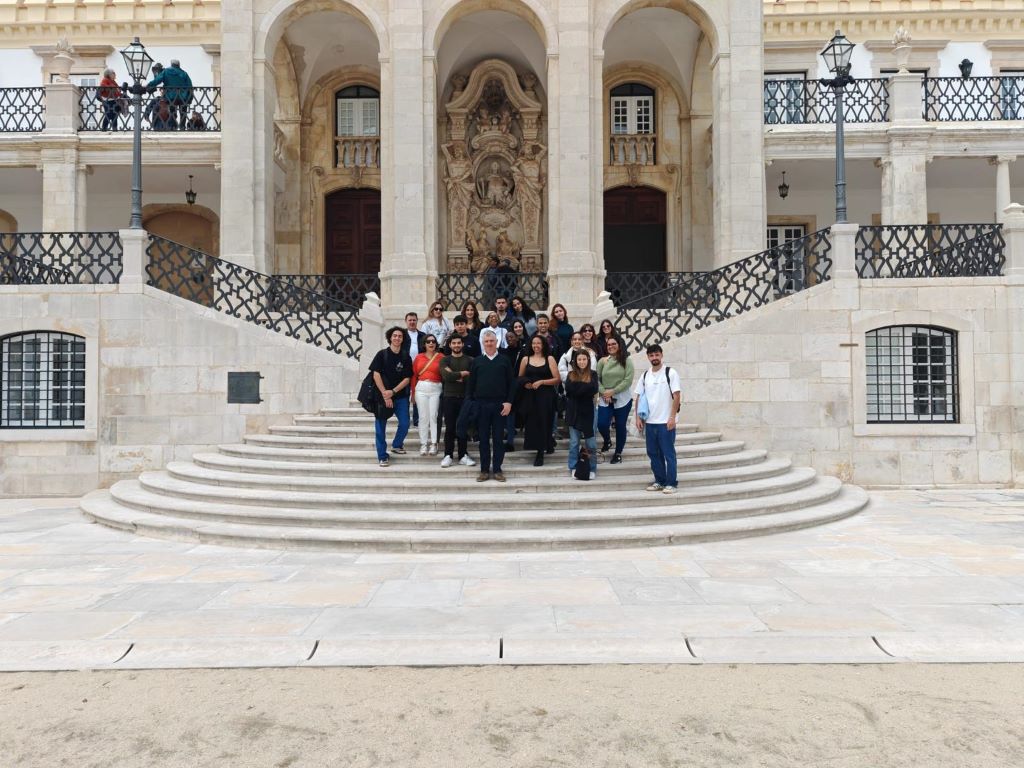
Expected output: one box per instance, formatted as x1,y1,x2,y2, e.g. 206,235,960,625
375,397,410,461
645,423,677,487
567,428,597,474
598,400,632,455
476,400,506,473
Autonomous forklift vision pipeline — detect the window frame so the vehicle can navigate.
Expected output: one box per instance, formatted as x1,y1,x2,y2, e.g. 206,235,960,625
865,325,959,425
1,331,87,430
609,83,656,136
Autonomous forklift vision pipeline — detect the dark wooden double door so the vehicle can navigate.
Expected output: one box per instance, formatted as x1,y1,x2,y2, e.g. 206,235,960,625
324,189,381,275
603,186,666,272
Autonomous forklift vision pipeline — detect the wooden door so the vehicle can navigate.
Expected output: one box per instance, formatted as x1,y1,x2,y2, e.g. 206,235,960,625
603,186,667,272
324,189,381,274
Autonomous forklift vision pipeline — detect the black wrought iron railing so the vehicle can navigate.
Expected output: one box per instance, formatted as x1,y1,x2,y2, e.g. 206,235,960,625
145,235,361,358
435,272,549,312
0,252,76,286
763,78,890,124
275,274,380,310
605,272,705,308
0,232,122,283
0,87,45,132
616,229,833,353
924,76,1024,121
78,86,221,132
856,224,1005,278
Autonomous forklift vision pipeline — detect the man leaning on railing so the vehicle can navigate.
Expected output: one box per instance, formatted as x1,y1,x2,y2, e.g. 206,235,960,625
146,59,193,130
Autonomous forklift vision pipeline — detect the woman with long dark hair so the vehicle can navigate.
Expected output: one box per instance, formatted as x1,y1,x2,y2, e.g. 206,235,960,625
510,296,537,336
461,300,484,332
549,303,574,354
565,350,599,479
595,318,619,359
518,334,560,466
596,335,634,464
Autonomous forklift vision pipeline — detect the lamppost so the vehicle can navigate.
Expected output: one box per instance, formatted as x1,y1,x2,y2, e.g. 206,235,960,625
120,37,154,229
820,30,855,223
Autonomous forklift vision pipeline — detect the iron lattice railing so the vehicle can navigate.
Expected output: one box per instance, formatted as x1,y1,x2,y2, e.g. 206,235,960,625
275,274,380,310
763,78,890,124
0,232,122,283
435,272,549,312
145,235,362,359
605,272,706,308
924,76,1024,121
78,86,221,131
616,229,833,353
0,87,45,132
856,224,1005,278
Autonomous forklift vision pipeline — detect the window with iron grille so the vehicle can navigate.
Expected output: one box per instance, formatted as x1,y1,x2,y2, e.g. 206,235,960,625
767,224,807,295
1,332,86,429
866,326,958,424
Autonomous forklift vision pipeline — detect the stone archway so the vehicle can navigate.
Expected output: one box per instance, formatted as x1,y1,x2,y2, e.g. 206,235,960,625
143,204,220,256
0,209,16,233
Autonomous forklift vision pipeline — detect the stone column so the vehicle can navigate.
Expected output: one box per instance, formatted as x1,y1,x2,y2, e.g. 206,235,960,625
218,0,257,269
547,1,603,313
889,71,925,123
1003,204,1024,277
378,14,431,322
887,131,930,224
118,228,148,292
876,158,893,225
38,143,80,231
830,221,861,282
993,156,1017,224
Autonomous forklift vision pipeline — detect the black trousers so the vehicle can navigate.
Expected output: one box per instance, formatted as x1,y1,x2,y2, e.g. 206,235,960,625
442,396,468,459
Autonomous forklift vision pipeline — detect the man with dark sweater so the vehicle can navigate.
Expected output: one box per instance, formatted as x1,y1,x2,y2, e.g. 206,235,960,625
439,334,475,469
466,328,515,482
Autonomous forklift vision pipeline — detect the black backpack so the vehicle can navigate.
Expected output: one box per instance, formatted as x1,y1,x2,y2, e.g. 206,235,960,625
356,371,377,413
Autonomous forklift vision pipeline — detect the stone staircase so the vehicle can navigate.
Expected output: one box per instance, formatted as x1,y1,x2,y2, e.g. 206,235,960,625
80,406,868,551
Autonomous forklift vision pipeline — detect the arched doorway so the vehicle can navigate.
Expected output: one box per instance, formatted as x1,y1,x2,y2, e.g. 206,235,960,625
603,186,666,272
324,188,381,276
143,205,219,255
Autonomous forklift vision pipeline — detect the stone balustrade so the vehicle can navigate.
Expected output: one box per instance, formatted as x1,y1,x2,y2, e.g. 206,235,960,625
335,136,381,168
609,134,657,166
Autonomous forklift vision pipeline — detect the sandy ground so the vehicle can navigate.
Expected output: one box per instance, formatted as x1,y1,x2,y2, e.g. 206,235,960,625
2,665,1023,767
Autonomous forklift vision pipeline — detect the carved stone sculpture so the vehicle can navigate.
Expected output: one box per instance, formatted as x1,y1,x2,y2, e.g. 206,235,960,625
442,140,475,250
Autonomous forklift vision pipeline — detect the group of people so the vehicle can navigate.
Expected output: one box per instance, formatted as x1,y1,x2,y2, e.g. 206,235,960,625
367,297,683,493
96,60,203,131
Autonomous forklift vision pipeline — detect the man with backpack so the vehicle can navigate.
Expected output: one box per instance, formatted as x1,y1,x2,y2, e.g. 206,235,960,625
633,343,682,494
367,326,412,467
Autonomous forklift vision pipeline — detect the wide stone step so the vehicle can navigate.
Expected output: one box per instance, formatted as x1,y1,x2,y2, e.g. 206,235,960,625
81,483,867,550
215,443,769,471
294,415,700,434
172,457,792,493
266,424,713,442
135,466,818,511
243,433,739,456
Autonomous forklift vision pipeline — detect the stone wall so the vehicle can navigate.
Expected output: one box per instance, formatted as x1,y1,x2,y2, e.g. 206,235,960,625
637,276,1018,488
0,283,359,496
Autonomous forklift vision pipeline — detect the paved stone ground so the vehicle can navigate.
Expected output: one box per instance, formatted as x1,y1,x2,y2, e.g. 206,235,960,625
2,490,1024,668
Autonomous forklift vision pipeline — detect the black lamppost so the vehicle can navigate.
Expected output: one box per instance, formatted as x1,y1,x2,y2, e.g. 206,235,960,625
120,37,154,229
820,30,855,223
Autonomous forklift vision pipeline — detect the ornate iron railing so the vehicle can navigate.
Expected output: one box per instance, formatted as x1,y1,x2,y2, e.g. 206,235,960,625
275,273,380,309
856,224,1005,278
0,252,76,285
616,229,833,353
0,87,45,132
79,86,221,132
924,76,1024,121
145,236,362,359
605,272,705,308
0,232,122,283
436,272,549,312
763,78,890,124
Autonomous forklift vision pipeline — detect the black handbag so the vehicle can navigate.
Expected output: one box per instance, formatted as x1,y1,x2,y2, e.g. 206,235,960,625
455,398,479,439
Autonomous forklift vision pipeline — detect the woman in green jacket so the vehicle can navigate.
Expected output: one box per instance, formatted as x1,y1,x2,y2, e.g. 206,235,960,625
596,336,635,464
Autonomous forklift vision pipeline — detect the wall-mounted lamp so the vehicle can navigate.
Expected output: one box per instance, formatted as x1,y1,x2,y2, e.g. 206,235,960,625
959,58,973,78
185,174,197,206
778,171,790,199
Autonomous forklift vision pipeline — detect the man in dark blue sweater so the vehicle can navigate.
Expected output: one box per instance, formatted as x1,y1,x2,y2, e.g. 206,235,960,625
466,329,515,482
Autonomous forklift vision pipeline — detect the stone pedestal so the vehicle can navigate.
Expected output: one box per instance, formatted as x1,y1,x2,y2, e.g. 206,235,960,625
119,228,148,292
830,221,860,282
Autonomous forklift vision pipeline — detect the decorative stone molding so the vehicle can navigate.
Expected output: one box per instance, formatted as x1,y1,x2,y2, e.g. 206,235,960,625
32,43,112,84
5,2,220,43
864,38,948,76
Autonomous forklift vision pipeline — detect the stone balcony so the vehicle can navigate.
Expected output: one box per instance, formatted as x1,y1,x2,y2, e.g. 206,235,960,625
609,134,657,166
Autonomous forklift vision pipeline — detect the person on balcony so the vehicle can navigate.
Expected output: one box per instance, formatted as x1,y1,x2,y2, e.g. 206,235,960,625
146,58,193,130
142,63,164,126
97,69,122,131
186,110,207,131
151,97,177,131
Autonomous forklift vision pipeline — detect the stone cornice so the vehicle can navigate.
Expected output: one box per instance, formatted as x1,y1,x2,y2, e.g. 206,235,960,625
0,1,221,44
765,13,1024,43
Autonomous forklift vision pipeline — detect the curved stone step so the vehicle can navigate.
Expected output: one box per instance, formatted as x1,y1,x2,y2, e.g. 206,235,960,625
294,415,701,434
81,484,868,551
265,425,715,444
242,433,747,458
215,443,769,471
173,457,793,493
135,466,819,511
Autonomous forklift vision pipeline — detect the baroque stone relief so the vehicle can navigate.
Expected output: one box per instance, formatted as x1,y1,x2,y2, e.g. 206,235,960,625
441,59,546,273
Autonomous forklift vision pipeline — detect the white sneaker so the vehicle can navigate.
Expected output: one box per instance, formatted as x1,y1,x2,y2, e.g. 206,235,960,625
569,470,574,478
662,486,677,495
589,472,596,480
646,483,664,492
459,455,476,466
440,455,453,468
428,443,438,456
420,444,429,456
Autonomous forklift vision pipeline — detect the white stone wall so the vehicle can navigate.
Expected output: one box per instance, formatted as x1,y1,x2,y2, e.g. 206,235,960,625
0,283,359,496
634,277,1018,488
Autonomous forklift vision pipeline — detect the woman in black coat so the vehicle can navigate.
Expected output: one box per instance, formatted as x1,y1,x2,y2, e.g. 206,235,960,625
564,349,599,479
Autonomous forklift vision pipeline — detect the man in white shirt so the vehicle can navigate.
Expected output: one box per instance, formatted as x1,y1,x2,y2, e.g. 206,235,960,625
633,343,682,494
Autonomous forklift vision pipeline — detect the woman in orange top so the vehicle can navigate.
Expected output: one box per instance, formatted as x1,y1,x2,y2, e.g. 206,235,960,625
411,335,444,455
97,69,122,131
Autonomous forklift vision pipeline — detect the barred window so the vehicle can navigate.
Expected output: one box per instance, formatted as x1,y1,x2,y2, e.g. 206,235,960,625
866,326,957,424
1,331,86,428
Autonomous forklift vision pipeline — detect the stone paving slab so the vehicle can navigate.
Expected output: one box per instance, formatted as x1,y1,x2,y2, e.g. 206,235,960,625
3,490,1024,668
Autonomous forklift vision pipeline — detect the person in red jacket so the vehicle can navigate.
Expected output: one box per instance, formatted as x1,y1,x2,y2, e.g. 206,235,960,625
97,69,122,131
411,335,444,456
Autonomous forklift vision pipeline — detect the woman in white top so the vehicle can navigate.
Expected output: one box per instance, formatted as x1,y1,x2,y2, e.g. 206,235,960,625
480,312,508,348
557,331,598,383
420,301,452,347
